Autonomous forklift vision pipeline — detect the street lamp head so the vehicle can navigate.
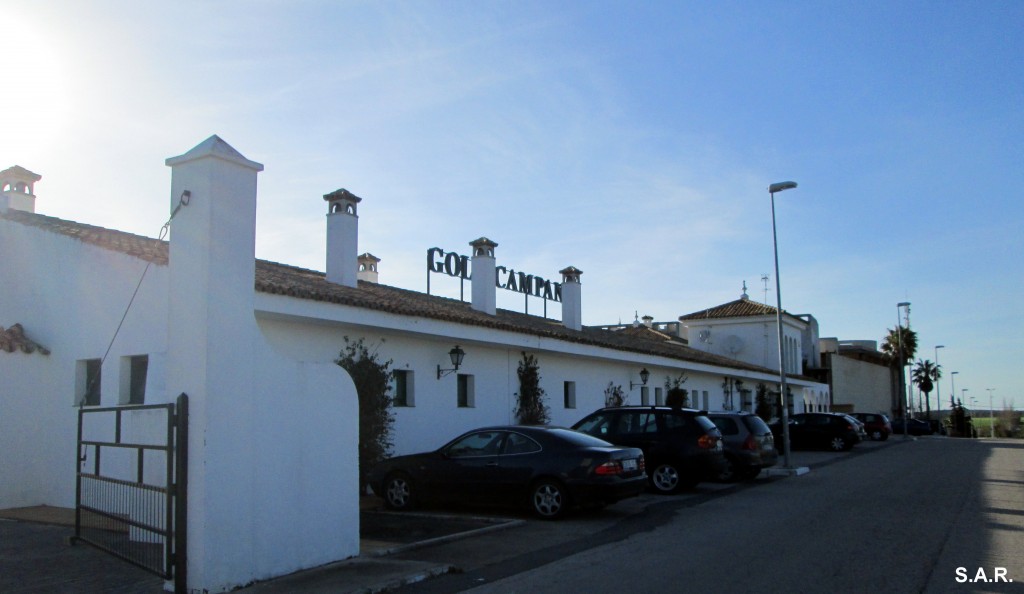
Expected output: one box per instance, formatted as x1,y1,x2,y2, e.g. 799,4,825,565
951,371,959,375
936,345,945,349
768,181,798,193
897,301,910,307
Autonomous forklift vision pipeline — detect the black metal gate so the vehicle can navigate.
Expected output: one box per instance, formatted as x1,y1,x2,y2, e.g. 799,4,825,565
74,393,188,593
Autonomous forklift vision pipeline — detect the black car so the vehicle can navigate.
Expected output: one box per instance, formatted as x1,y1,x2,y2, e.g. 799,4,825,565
572,406,726,493
367,425,647,519
706,411,778,481
890,417,933,436
771,412,862,452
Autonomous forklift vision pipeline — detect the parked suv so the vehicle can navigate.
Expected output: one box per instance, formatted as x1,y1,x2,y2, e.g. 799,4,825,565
572,406,726,493
852,412,892,441
770,412,862,452
706,411,778,481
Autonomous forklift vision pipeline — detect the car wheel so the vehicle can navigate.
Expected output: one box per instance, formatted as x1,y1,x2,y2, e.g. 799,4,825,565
828,436,848,452
383,473,415,511
530,480,567,520
871,430,883,441
716,457,740,483
650,463,684,494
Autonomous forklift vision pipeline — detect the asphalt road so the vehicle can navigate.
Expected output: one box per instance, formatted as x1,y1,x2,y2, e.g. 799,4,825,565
401,438,1024,593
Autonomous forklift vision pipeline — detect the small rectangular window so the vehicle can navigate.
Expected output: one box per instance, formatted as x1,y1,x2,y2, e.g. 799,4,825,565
119,355,148,405
457,374,475,408
77,358,102,406
703,390,710,411
563,381,576,409
640,386,650,406
655,387,664,406
393,370,414,407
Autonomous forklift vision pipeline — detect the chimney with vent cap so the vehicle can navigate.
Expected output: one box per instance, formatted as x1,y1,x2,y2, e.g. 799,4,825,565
325,189,361,287
560,266,583,331
357,253,380,284
469,237,498,315
0,165,41,213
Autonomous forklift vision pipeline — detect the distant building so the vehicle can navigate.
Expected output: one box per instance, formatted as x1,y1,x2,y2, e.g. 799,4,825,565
818,338,897,416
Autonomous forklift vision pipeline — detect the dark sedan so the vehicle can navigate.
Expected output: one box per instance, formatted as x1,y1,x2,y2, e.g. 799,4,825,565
770,412,862,452
367,425,647,519
890,417,933,436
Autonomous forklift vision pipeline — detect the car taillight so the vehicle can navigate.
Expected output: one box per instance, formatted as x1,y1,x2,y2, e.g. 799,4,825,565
697,434,718,450
742,434,758,451
637,455,645,472
594,461,623,476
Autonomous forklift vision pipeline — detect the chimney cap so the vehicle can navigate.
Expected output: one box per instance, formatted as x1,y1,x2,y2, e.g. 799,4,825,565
357,252,380,263
469,237,498,248
323,188,362,203
0,165,42,183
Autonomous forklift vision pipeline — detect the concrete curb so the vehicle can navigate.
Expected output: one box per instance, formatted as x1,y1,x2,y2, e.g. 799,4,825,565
364,511,526,557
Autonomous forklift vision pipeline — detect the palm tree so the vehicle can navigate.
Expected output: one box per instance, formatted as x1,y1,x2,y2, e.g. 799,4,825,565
881,325,918,365
881,326,917,419
913,359,939,419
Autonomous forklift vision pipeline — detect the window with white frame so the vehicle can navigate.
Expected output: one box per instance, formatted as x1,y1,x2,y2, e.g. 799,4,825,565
640,386,650,406
655,387,664,406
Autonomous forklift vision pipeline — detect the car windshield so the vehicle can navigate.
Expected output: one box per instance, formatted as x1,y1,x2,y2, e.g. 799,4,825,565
548,427,615,448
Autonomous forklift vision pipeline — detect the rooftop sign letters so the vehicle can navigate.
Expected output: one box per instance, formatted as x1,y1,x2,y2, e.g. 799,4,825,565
426,247,562,311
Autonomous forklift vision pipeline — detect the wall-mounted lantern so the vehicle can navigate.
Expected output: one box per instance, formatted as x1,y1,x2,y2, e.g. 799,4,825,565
437,345,466,379
630,367,651,390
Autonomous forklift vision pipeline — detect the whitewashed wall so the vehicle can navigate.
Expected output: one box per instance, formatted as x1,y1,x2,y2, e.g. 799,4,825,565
828,352,893,414
0,218,170,509
254,310,824,457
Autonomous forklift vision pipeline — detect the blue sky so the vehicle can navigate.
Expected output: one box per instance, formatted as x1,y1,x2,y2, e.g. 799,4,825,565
3,0,1021,410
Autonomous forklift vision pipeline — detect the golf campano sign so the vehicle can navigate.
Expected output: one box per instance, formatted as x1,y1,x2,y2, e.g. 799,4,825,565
426,247,563,304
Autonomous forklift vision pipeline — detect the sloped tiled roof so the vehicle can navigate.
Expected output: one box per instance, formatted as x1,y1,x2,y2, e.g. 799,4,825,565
680,297,784,320
2,209,168,264
2,209,786,376
0,324,50,355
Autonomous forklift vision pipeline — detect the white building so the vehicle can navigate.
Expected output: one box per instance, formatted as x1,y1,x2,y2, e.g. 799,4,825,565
819,338,897,416
1,136,830,591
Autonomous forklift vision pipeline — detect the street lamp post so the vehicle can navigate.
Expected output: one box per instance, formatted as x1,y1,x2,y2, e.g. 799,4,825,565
951,371,959,406
933,345,945,422
987,388,996,438
769,180,797,470
897,302,911,438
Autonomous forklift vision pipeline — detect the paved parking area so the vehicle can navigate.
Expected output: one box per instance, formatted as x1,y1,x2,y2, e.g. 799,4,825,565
1,437,898,593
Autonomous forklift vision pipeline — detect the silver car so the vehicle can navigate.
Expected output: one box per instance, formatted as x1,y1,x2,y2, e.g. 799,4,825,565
706,412,779,481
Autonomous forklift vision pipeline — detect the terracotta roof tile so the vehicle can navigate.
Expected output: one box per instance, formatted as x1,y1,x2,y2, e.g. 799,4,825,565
680,298,781,320
2,210,785,376
0,324,50,355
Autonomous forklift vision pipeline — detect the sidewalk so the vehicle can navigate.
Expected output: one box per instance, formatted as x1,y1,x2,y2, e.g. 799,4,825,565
0,500,523,594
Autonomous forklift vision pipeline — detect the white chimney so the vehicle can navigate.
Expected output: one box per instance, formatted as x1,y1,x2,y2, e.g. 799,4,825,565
0,165,41,213
469,237,497,315
357,253,380,284
560,266,583,331
642,315,654,328
324,189,361,287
